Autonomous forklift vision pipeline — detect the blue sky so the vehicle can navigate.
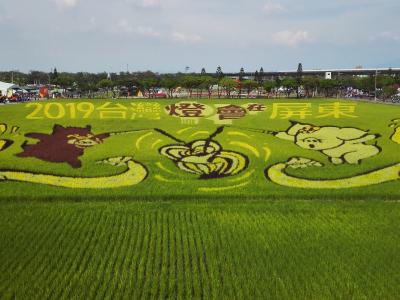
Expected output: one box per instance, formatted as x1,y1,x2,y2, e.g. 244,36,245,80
0,0,399,73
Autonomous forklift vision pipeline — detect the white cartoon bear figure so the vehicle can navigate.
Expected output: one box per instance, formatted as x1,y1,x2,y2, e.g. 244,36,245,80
273,121,381,165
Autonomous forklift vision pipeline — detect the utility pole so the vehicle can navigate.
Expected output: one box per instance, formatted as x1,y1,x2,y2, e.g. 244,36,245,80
374,69,378,101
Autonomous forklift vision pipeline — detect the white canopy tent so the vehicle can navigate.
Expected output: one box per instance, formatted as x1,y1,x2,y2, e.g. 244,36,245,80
0,81,20,96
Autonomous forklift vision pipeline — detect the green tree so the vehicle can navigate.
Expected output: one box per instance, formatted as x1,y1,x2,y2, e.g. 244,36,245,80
353,77,374,93
199,76,217,99
281,77,298,97
216,66,223,79
160,75,179,98
254,71,260,95
376,75,395,89
336,75,354,89
394,74,400,85
181,75,201,98
97,79,113,89
263,80,276,97
237,68,245,98
242,80,258,98
239,67,245,81
97,79,114,97
56,75,74,89
302,76,319,98
74,72,98,97
257,67,265,96
254,71,260,84
27,71,49,85
140,76,158,98
296,63,303,98
259,67,264,84
216,66,224,98
219,78,237,98
51,68,58,84
383,85,398,98
319,79,339,97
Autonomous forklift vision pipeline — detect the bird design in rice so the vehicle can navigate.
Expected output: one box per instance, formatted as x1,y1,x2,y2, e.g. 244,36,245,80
159,126,248,179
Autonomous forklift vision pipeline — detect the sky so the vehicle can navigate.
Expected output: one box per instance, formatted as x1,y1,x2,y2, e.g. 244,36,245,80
0,0,399,73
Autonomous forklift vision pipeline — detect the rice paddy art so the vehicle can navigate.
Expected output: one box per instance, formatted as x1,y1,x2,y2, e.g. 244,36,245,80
0,99,399,198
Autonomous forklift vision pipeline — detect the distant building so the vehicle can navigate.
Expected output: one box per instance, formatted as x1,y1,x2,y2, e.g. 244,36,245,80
223,67,400,80
325,72,332,80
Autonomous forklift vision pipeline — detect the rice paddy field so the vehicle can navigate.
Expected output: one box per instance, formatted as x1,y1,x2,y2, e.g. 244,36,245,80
1,98,400,299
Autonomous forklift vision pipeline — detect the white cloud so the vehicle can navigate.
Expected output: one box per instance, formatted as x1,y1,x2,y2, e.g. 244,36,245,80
272,30,312,46
126,0,161,8
172,32,203,44
117,20,160,37
374,31,400,42
52,0,78,9
89,16,96,25
136,25,161,37
263,1,286,14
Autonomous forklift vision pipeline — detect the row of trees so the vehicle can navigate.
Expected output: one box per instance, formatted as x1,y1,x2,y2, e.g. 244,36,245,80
158,73,400,99
1,67,400,99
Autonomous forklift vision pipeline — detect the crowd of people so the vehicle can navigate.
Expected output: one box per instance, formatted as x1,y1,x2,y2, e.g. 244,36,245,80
0,92,38,103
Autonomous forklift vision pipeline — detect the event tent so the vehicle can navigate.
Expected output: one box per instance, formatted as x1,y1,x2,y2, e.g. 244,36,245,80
0,81,20,96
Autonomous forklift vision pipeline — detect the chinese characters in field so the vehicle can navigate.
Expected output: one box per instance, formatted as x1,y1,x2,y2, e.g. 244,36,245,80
165,102,358,121
26,102,162,120
26,101,358,120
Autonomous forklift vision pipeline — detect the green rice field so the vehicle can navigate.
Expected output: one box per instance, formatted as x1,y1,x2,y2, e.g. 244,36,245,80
1,199,400,299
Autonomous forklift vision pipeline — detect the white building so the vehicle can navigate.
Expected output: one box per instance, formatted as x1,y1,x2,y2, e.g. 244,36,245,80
325,72,332,80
